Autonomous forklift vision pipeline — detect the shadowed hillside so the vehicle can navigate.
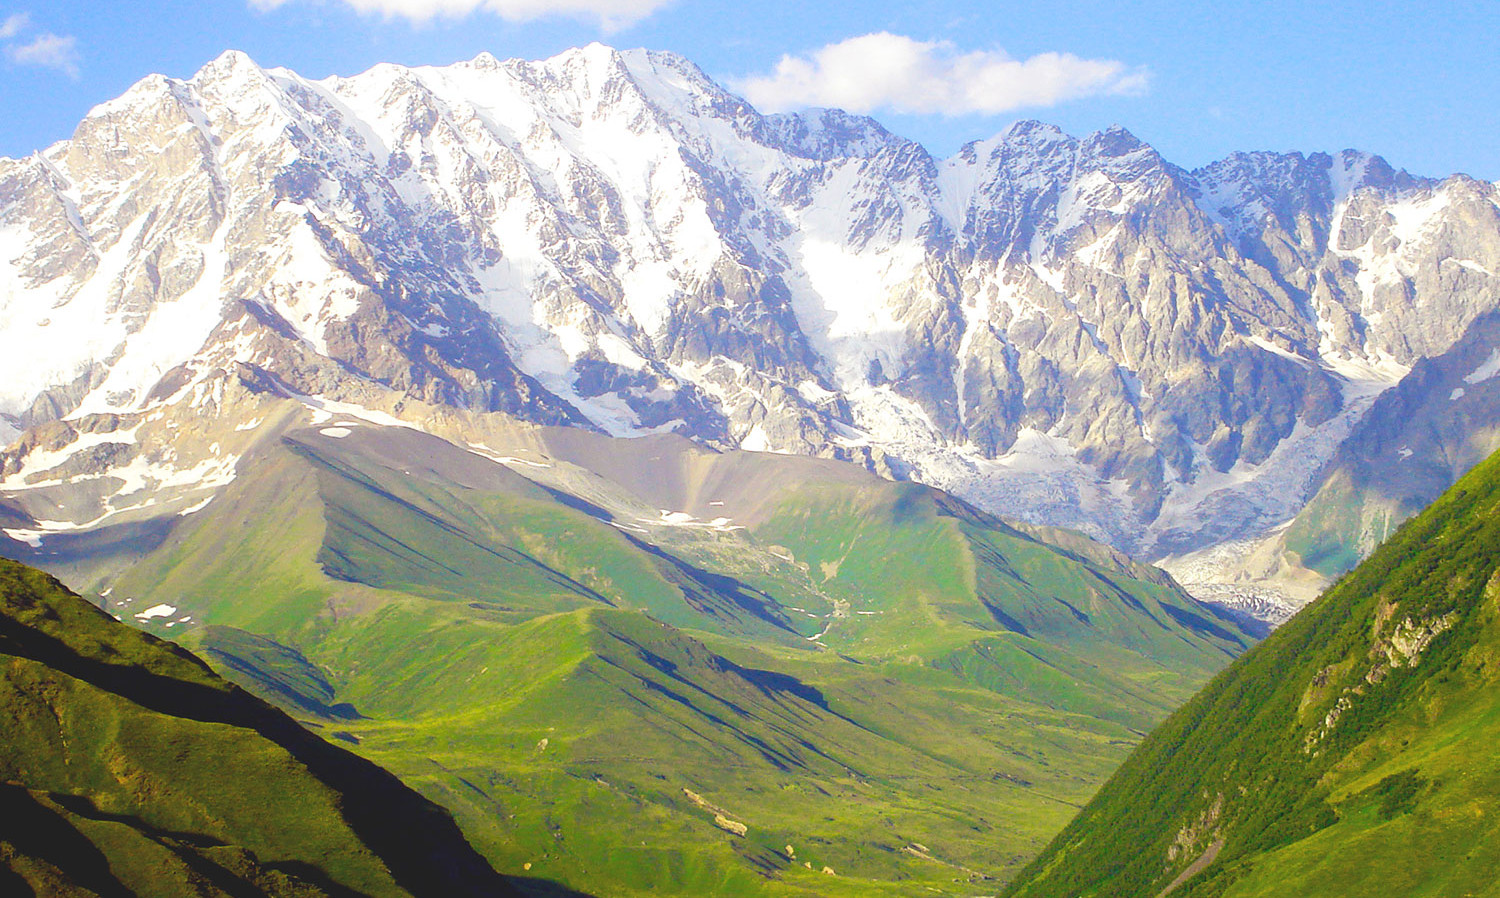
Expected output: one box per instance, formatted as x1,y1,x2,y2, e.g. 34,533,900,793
0,558,524,898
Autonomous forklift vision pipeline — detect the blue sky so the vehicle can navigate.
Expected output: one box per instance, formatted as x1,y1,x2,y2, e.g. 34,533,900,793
1,0,1496,179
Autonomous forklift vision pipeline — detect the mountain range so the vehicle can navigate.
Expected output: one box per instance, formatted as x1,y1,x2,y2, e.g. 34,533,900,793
3,45,1500,621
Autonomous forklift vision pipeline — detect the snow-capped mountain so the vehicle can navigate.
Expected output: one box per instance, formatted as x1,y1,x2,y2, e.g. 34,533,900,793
3,44,1499,604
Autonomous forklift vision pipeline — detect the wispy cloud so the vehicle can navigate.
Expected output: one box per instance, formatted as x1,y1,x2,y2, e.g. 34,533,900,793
250,0,674,30
1,12,81,79
737,33,1149,117
0,12,30,40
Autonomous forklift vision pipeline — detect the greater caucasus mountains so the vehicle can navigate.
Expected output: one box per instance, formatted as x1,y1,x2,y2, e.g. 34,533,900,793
2,46,1500,621
0,43,1490,898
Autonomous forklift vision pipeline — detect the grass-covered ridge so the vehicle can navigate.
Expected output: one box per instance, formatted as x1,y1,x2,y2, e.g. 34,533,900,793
1005,444,1500,898
0,558,516,897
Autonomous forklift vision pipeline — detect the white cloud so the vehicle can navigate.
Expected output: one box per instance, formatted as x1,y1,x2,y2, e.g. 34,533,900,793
737,33,1148,117
0,12,29,40
251,0,674,29
5,32,80,79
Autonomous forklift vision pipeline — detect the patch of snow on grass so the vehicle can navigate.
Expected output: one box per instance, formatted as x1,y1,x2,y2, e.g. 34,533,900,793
178,496,214,516
466,443,554,467
647,509,744,532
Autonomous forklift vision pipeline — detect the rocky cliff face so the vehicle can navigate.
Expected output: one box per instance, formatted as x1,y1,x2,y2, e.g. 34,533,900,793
3,44,1498,593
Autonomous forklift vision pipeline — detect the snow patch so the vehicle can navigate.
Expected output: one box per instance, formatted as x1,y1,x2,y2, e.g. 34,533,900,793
296,395,419,431
466,443,554,468
0,424,143,489
1464,348,1500,385
796,380,836,403
597,332,649,371
2,529,44,548
1247,335,1313,369
739,424,770,452
646,509,744,532
264,202,365,354
178,496,215,516
73,224,232,417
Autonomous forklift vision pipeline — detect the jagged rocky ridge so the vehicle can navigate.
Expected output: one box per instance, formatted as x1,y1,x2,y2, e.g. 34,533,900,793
2,44,1498,597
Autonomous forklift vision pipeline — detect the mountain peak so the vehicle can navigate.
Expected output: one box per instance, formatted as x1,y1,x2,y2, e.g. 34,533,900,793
1083,123,1153,157
547,41,628,75
195,48,264,83
577,40,622,59
985,120,1075,165
765,106,907,160
468,50,502,70
1002,119,1070,143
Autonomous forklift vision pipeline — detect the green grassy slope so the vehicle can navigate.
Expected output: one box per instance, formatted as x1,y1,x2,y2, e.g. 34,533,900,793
1004,445,1500,898
85,409,1251,895
0,558,516,898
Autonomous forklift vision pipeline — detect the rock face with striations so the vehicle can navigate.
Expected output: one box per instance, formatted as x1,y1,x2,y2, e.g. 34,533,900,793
3,44,1499,608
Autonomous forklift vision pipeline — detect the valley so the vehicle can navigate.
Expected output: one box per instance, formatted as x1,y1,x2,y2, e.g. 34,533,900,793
8,396,1249,894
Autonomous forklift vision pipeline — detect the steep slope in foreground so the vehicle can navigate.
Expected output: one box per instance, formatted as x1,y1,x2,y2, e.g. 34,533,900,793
0,558,519,898
1005,446,1500,898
